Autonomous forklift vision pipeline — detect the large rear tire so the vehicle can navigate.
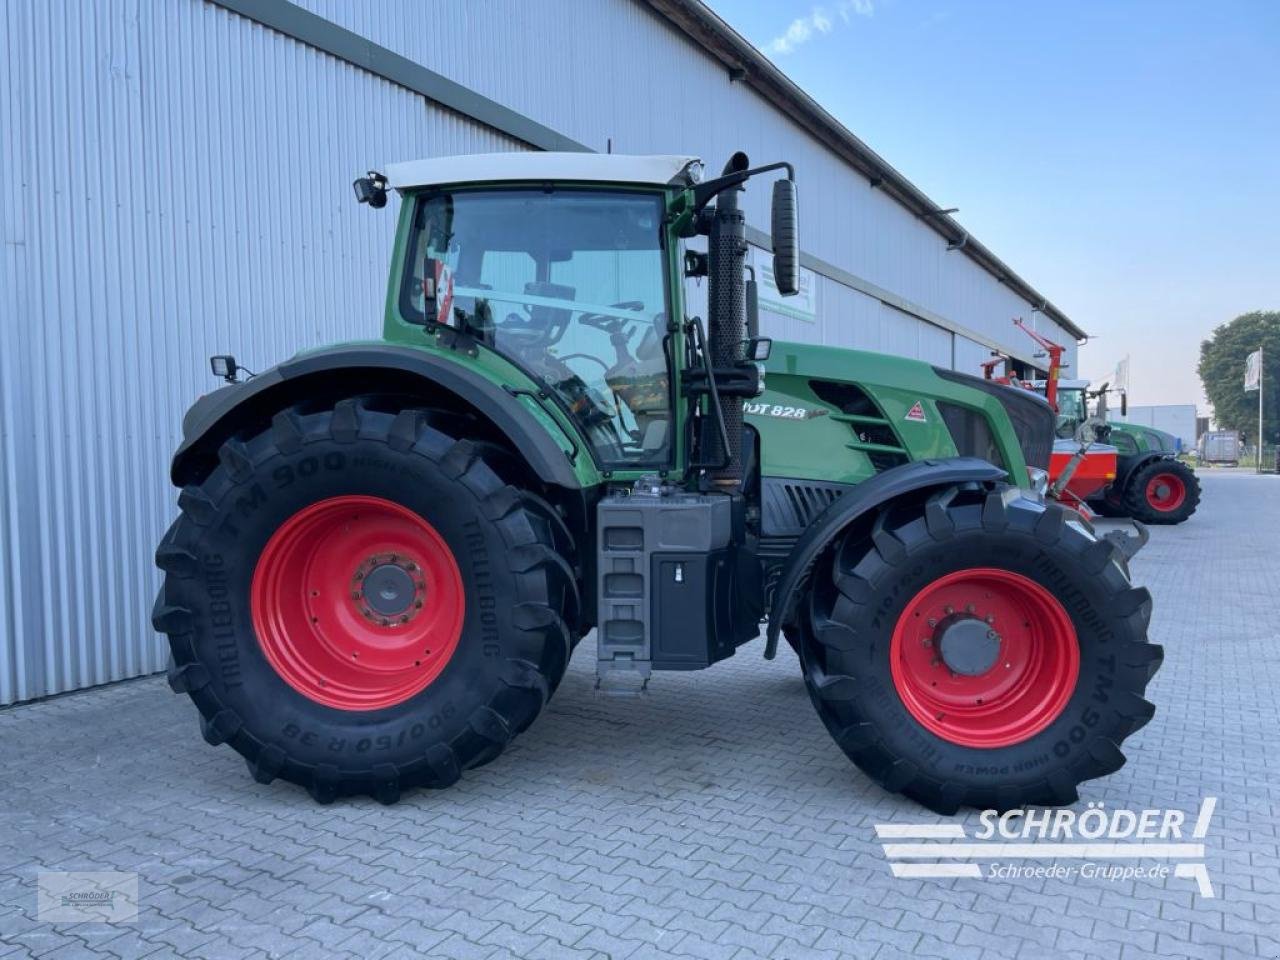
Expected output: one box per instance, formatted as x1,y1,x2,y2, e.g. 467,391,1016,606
1124,459,1200,524
152,399,579,803
795,484,1162,814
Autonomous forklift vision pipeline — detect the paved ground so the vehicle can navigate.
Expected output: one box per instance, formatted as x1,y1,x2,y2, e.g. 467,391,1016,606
2,471,1278,960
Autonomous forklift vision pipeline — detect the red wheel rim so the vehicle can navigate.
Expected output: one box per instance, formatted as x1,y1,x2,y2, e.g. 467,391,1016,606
1145,472,1186,511
889,568,1079,748
251,495,464,711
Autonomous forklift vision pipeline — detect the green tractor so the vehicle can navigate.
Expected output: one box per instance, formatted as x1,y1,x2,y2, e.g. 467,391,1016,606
1052,380,1201,524
153,152,1161,813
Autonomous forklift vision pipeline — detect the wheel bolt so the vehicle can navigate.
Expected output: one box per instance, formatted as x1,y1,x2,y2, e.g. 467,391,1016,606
965,603,975,614
927,618,937,627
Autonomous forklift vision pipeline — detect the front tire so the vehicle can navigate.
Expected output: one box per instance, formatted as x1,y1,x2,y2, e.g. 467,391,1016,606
152,399,578,803
1124,459,1200,524
796,484,1162,814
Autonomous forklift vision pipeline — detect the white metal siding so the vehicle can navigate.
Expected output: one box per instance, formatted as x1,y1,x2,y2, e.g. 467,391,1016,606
1117,405,1198,450
0,0,520,704
0,0,1078,703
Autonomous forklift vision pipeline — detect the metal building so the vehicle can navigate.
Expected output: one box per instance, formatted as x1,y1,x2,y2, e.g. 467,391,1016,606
1117,405,1199,451
0,0,1084,705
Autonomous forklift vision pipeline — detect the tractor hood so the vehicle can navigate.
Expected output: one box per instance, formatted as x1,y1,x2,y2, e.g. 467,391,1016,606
750,341,1052,489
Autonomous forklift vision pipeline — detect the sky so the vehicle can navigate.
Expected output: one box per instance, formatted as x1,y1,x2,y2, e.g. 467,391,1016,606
706,0,1280,410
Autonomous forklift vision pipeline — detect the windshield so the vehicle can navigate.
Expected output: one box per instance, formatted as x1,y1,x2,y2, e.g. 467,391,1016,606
1055,387,1087,438
401,189,672,468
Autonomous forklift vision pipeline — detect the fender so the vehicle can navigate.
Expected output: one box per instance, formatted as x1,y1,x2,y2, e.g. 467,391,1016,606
170,344,582,489
1108,450,1175,494
763,457,1008,658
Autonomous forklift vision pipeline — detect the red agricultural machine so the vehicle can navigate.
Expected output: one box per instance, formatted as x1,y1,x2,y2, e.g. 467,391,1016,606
981,321,1118,522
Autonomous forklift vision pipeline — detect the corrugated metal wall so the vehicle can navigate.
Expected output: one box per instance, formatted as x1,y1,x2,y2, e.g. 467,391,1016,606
0,0,521,704
0,0,1077,704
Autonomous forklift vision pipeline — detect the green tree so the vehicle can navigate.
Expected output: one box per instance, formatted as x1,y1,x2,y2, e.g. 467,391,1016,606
1197,310,1280,443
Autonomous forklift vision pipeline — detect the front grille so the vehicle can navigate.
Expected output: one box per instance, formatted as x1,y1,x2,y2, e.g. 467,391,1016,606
937,401,1004,470
933,368,1054,470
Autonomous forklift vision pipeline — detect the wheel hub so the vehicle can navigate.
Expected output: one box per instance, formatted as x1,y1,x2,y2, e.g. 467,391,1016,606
1145,471,1186,511
354,555,425,623
936,615,1002,676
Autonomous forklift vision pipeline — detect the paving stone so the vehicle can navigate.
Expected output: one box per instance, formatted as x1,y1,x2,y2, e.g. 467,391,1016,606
1,473,1276,960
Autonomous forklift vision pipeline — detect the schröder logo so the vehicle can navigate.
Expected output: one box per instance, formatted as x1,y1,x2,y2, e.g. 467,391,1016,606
875,797,1216,897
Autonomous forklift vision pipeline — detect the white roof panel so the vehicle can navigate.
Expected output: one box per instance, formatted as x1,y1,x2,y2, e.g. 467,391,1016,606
385,152,700,191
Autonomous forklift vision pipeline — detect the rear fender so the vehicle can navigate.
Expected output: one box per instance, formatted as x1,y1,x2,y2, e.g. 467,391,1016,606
763,457,1008,658
170,344,584,489
1112,451,1174,491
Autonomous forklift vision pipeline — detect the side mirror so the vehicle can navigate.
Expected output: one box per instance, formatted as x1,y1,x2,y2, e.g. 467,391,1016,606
771,179,799,296
1120,391,1128,417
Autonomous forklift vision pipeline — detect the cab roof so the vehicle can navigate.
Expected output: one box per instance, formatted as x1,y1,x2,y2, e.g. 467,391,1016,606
385,152,701,191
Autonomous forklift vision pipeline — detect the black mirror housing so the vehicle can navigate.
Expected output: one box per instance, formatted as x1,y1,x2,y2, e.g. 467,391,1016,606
771,179,799,296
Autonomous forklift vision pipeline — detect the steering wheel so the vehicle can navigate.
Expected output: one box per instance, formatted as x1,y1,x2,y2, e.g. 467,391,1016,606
578,300,646,334
556,353,619,418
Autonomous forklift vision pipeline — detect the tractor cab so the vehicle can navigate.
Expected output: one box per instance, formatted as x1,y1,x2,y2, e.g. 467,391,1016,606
379,152,796,483
1028,377,1092,439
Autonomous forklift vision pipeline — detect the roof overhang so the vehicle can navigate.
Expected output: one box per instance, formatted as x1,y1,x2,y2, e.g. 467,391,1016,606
386,152,701,191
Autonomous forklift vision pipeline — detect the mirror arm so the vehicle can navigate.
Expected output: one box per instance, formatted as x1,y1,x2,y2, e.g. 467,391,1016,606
690,161,794,214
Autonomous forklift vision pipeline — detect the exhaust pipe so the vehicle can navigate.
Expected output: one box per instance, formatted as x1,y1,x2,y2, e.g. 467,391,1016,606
707,152,750,489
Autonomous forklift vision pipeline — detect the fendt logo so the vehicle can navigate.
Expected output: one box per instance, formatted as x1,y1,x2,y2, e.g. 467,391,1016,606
875,797,1217,897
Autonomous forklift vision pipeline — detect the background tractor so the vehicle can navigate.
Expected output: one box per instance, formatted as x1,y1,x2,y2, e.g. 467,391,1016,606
1054,382,1200,524
153,152,1161,814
